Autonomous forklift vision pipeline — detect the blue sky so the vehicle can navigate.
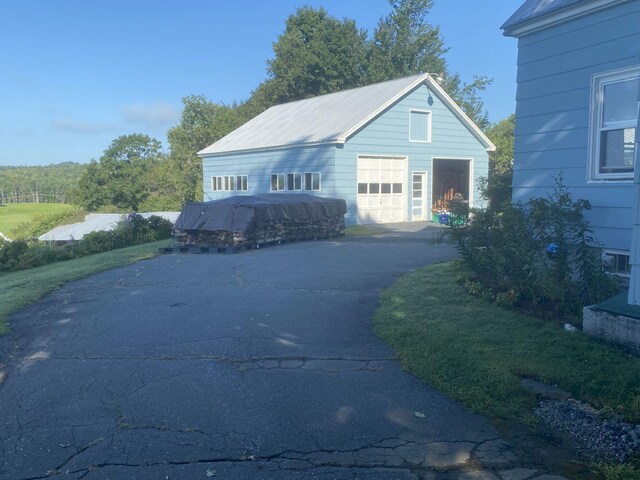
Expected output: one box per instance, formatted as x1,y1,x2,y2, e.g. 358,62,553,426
0,0,520,167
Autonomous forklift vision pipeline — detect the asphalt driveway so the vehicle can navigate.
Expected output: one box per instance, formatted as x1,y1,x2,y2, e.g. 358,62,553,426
0,225,564,479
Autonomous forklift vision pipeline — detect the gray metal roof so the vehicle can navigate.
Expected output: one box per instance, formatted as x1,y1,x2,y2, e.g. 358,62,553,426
502,0,585,30
38,212,180,242
198,73,495,156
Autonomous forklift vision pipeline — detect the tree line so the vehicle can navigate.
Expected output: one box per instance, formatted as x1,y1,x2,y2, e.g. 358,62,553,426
11,0,514,212
0,163,88,204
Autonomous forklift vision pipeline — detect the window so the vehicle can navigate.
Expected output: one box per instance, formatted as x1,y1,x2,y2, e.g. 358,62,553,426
590,67,640,180
357,183,368,194
270,173,285,191
410,110,432,142
603,250,631,276
212,175,247,192
304,172,321,191
287,173,302,191
236,175,248,191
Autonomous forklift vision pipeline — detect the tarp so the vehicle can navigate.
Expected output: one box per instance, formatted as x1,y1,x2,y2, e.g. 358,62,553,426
174,194,347,233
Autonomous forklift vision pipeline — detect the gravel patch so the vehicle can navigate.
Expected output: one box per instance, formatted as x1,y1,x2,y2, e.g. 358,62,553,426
535,399,640,462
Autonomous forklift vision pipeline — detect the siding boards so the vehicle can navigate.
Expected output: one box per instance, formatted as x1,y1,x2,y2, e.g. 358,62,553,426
202,145,335,201
511,0,640,251
517,1,640,50
338,83,489,224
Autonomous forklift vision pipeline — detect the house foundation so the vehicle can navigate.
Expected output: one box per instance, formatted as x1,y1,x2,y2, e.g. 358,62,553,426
583,292,640,354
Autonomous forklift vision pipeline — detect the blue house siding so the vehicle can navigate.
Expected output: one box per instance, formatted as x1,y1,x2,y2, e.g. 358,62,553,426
202,144,336,201
337,84,489,224
510,0,640,250
199,75,493,226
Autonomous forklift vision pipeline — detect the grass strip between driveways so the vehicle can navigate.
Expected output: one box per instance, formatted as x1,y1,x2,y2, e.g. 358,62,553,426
373,261,640,425
375,261,640,479
0,240,168,336
344,224,380,236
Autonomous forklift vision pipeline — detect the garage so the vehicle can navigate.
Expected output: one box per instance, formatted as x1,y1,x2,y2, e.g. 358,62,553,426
357,156,407,224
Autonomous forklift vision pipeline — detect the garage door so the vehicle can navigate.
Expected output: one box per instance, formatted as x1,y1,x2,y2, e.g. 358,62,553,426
357,156,407,224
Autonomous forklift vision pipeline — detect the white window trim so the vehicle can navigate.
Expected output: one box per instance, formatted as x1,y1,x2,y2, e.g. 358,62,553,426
588,66,640,182
603,249,631,277
212,175,248,192
304,172,321,191
270,173,285,191
409,109,432,143
286,172,302,191
236,175,248,192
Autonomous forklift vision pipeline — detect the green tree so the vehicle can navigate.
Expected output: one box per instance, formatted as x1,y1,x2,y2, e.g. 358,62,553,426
482,114,515,209
72,134,163,211
367,0,491,128
266,6,369,103
167,95,245,204
486,114,515,175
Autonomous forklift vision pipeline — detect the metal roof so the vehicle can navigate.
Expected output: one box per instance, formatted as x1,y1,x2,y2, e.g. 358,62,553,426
38,212,180,242
198,73,495,156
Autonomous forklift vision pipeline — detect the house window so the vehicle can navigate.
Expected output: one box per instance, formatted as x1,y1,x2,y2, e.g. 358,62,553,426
603,250,631,276
304,172,321,191
287,173,302,191
590,67,640,180
409,110,432,142
212,175,247,192
270,173,285,191
236,175,248,191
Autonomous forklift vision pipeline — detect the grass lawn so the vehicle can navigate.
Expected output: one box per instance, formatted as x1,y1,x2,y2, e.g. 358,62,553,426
374,261,640,478
344,224,380,236
0,240,168,336
0,203,76,237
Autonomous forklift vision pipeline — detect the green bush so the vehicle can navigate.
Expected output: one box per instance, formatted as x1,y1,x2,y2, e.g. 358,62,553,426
0,214,173,273
444,176,619,320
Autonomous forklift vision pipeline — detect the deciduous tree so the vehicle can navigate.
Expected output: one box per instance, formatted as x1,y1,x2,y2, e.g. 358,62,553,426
72,134,163,211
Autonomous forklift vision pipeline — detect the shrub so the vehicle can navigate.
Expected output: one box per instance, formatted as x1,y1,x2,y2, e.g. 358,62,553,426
0,215,172,273
444,176,619,320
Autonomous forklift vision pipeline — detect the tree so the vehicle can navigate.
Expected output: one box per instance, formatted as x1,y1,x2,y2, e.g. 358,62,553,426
486,114,515,175
72,134,163,211
482,114,515,210
367,0,492,128
167,95,245,204
266,7,369,104
367,0,446,82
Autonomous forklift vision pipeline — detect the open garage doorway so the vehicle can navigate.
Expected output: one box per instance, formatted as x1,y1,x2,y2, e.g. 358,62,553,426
432,158,471,215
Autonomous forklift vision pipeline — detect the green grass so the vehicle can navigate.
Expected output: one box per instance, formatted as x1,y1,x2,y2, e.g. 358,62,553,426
0,240,168,335
344,224,380,236
375,261,640,479
374,261,640,423
0,203,76,237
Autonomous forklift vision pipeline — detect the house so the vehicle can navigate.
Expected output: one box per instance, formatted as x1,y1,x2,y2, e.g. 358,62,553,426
503,0,640,350
198,73,495,225
502,0,640,272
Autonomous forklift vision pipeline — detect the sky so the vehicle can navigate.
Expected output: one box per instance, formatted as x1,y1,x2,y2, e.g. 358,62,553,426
0,0,521,167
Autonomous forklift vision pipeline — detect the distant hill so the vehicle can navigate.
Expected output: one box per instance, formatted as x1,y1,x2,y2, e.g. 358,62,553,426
0,162,88,204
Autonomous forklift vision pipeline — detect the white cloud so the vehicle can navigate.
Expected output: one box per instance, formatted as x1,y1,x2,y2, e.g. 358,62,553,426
120,102,179,128
51,119,114,134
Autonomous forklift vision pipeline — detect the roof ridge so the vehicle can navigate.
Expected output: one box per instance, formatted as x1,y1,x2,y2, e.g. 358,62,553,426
267,72,428,110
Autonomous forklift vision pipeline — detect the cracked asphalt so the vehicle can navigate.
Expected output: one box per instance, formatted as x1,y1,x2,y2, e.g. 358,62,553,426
0,224,566,480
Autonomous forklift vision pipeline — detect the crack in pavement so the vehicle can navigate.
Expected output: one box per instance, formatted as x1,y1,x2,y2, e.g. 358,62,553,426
16,436,539,480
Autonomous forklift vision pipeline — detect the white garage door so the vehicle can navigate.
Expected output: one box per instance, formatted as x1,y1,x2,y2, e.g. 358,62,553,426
357,156,407,224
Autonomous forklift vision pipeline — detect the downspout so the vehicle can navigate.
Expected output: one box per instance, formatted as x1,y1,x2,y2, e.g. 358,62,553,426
627,79,640,305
